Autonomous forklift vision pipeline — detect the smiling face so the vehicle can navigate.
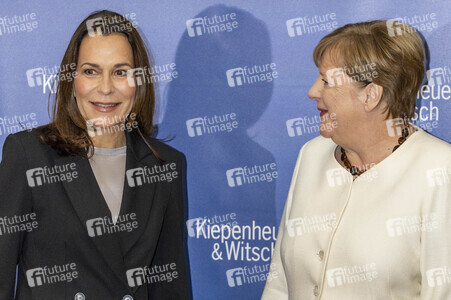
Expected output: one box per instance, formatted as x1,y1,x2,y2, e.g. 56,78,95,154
308,52,369,145
74,33,135,128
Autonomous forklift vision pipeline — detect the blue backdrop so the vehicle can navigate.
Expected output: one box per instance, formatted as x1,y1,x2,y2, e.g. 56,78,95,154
0,1,449,299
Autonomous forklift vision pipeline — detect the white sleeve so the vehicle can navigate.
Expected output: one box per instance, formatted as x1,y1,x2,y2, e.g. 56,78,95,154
420,164,451,299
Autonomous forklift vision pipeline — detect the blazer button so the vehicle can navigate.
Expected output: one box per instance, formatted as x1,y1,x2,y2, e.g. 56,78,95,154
123,295,134,300
74,292,85,300
313,285,319,296
317,250,325,261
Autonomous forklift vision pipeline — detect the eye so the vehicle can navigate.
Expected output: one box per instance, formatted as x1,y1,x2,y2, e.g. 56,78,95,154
115,69,128,77
321,79,329,85
83,69,97,75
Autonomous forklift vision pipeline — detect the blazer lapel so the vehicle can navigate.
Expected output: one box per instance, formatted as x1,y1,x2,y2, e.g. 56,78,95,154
118,130,158,256
55,154,128,289
56,130,163,292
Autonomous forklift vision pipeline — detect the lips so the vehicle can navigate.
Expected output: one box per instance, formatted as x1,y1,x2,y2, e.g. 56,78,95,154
317,107,328,118
90,102,120,108
90,101,121,113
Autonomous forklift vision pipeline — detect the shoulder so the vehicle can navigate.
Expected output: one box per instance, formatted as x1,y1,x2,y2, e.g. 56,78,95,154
1,129,45,169
2,128,43,151
410,130,451,164
128,131,184,164
414,130,451,150
6,127,39,142
1,128,60,168
148,138,183,161
288,135,336,177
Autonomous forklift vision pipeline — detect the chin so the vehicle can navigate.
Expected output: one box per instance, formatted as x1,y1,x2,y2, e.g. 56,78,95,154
318,123,334,138
319,129,333,139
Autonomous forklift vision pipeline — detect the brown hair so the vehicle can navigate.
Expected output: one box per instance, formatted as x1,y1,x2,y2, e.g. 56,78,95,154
313,20,425,119
38,10,159,159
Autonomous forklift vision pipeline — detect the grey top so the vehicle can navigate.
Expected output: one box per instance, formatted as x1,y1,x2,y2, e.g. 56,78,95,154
88,146,127,224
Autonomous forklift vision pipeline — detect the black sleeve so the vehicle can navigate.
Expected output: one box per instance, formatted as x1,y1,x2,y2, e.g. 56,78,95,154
0,134,33,299
147,151,190,299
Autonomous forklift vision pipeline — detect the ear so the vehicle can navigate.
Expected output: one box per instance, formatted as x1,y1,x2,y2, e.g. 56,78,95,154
362,83,383,112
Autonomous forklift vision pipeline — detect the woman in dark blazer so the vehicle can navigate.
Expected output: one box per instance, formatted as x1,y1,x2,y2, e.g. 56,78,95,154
0,10,188,300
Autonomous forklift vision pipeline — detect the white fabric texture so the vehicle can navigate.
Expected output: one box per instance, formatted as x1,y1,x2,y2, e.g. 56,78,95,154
262,129,451,300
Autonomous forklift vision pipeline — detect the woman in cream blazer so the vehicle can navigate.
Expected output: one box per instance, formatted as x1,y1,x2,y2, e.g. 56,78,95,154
262,20,451,299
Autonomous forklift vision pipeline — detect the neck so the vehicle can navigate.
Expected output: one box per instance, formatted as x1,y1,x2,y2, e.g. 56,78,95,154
91,129,126,149
339,136,396,170
336,117,413,171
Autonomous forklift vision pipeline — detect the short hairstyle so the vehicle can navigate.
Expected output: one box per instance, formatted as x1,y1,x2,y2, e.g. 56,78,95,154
313,20,425,119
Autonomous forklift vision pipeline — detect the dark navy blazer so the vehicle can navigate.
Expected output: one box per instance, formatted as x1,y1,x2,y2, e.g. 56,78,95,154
0,128,189,299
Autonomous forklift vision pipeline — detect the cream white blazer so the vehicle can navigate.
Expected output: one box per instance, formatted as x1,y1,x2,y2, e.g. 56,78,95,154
262,129,451,300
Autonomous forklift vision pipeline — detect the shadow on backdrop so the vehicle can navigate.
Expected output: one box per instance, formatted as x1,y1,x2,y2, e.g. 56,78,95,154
158,5,277,299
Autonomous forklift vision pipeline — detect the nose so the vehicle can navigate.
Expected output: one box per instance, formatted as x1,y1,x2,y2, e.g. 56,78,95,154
97,73,113,95
308,76,322,102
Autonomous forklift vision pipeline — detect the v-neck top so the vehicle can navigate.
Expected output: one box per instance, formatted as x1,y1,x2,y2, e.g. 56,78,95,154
88,146,127,224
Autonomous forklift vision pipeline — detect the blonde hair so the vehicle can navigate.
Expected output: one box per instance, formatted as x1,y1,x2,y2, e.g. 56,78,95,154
313,20,425,119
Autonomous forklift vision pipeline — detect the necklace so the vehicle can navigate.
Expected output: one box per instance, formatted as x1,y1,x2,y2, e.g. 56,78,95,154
340,118,415,176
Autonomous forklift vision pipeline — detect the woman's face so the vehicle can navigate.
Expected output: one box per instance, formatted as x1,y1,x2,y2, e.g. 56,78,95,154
308,53,368,144
74,33,135,127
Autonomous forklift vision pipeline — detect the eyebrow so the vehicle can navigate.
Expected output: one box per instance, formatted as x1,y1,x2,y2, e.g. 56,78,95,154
80,62,133,68
319,71,324,76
